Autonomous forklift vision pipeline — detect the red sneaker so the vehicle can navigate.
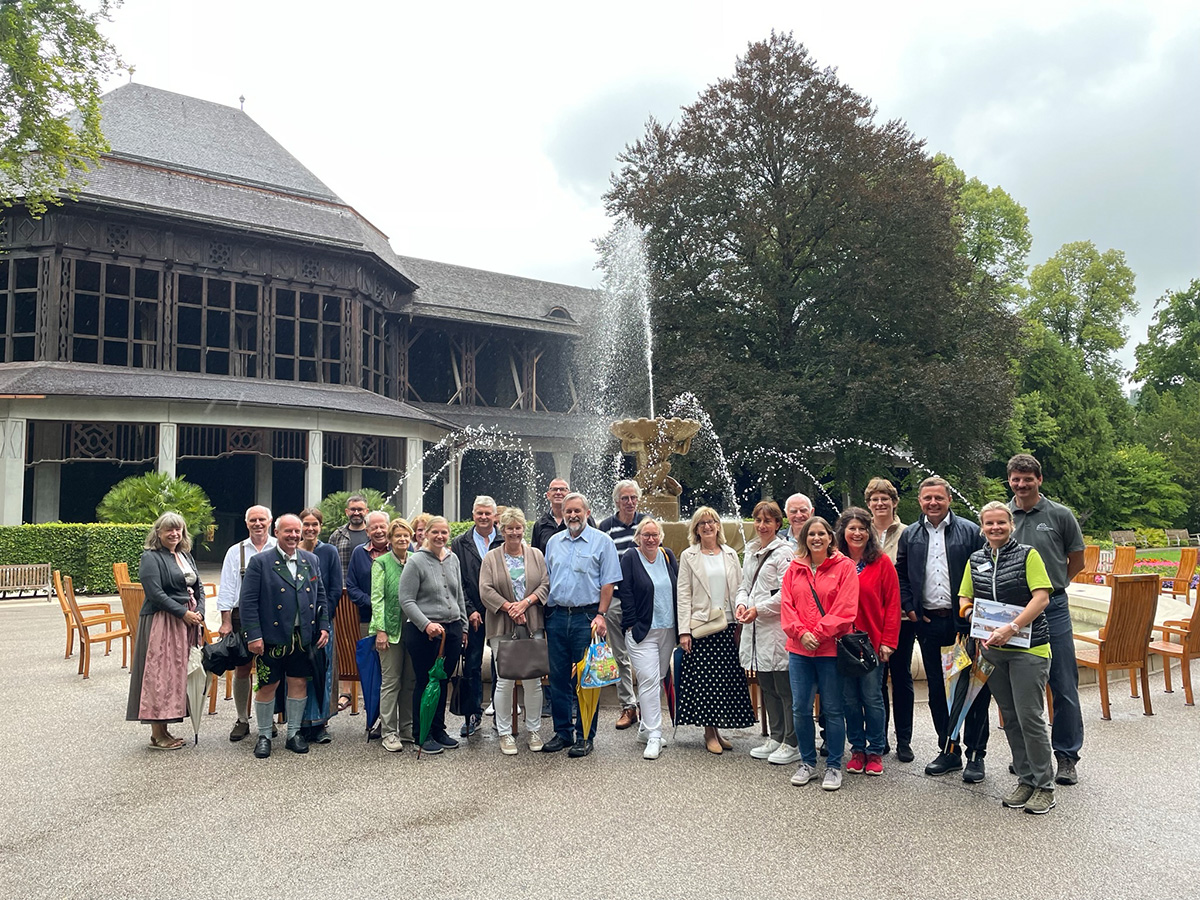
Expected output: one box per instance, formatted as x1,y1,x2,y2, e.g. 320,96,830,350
846,751,866,774
865,753,884,776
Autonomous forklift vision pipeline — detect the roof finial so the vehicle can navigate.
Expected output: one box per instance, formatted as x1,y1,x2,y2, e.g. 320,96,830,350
239,94,245,111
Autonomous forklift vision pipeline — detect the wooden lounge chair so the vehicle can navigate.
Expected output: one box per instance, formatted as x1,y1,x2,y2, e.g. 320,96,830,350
1104,545,1137,586
1071,544,1101,584
54,569,120,659
1076,573,1159,719
1148,600,1200,706
60,573,131,678
117,582,145,643
113,562,131,587
1163,547,1197,606
333,589,360,714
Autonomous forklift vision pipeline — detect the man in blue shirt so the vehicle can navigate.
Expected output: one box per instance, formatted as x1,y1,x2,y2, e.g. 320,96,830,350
542,492,621,758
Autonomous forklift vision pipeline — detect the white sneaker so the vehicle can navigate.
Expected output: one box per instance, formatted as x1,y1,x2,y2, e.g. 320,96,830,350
768,743,801,765
636,724,650,745
644,737,662,760
382,734,404,753
750,739,781,760
527,731,544,752
822,767,843,791
790,763,817,786
499,734,517,755
485,702,495,716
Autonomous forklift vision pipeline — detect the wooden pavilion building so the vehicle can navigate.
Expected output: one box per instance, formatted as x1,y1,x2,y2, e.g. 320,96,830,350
0,84,599,541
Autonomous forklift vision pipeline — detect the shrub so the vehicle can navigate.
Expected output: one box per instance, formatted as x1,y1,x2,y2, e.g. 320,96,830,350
0,523,149,593
97,472,215,546
318,489,397,540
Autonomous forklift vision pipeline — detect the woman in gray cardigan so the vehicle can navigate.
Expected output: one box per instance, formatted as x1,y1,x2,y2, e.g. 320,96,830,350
126,512,205,750
479,506,549,754
399,516,467,754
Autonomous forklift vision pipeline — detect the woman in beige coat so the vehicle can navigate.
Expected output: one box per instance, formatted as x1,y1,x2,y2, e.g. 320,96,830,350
479,506,549,754
676,506,756,753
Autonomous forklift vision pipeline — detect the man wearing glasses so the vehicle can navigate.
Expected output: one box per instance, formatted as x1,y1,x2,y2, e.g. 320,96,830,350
597,479,647,729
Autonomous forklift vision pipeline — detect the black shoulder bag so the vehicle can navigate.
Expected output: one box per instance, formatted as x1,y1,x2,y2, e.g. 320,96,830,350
808,583,878,678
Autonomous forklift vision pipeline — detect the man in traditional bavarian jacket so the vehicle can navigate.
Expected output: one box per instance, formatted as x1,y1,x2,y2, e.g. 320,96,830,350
240,513,330,759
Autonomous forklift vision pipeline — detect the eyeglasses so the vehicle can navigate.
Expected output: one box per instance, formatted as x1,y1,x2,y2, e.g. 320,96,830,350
698,520,718,527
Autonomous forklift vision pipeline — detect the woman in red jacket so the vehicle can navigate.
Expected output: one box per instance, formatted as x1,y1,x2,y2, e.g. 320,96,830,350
835,507,900,778
781,517,859,791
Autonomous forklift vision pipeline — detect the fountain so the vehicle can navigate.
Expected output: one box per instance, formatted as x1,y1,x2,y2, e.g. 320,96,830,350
609,416,701,522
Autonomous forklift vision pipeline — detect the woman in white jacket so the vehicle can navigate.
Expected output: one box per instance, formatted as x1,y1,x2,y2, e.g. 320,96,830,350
736,500,797,764
676,506,756,754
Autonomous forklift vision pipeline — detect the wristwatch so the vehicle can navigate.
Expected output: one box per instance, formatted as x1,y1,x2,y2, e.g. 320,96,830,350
1009,621,1022,635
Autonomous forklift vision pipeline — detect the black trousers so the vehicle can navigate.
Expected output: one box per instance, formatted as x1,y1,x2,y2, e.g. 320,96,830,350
915,613,989,758
403,620,464,740
882,618,916,746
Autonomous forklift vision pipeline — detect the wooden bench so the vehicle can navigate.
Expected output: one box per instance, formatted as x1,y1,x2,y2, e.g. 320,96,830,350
0,563,52,600
1165,529,1190,548
1110,530,1148,548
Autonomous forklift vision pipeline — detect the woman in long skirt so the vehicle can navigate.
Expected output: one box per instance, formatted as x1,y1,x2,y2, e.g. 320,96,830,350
125,512,204,750
676,506,755,753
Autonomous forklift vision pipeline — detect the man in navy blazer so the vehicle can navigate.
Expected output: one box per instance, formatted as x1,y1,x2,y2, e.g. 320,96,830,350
240,513,330,759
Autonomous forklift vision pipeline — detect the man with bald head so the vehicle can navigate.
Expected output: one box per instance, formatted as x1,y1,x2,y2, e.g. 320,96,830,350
240,513,330,758
218,504,276,742
782,493,814,551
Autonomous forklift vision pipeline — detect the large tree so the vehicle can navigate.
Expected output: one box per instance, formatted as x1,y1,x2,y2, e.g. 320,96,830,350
934,154,1031,304
1023,240,1137,378
605,33,1016,501
1134,278,1200,393
0,0,122,216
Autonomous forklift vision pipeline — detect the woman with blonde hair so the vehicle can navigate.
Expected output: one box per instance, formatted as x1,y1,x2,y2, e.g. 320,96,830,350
480,506,549,754
126,512,205,750
676,506,755,753
371,517,417,752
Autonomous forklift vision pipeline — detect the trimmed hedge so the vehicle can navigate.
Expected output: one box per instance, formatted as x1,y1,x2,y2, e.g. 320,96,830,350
0,523,151,594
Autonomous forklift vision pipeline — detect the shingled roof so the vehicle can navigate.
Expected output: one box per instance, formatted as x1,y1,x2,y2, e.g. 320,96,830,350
78,84,414,284
399,256,599,336
0,361,454,428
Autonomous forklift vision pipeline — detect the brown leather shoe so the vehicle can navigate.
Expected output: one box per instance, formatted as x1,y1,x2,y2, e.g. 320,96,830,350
717,733,733,751
615,707,638,730
705,730,723,754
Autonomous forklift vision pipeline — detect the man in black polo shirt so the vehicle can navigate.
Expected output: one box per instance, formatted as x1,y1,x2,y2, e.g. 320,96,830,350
1007,454,1086,786
597,479,646,729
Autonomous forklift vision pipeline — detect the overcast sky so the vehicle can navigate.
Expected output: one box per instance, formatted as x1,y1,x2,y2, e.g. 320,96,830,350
98,0,1199,376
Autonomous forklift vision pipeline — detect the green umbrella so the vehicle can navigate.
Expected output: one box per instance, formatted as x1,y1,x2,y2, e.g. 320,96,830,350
416,632,448,758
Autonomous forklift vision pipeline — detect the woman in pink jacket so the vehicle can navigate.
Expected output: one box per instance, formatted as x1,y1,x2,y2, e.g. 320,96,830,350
781,516,859,791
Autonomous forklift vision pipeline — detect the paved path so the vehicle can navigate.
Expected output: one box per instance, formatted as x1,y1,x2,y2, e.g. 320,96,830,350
3,599,1197,899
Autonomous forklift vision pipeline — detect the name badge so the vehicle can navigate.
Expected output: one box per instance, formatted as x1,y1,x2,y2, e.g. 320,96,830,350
978,562,993,572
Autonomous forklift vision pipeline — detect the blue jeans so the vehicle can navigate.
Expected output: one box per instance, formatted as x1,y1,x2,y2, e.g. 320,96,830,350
789,653,845,768
545,604,601,743
1045,591,1084,760
842,665,886,755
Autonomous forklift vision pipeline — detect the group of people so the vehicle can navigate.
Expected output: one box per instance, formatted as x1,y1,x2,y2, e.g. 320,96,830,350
126,452,1085,813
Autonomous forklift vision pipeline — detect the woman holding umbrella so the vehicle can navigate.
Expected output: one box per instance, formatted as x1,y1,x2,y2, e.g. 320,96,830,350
676,506,755,754
480,506,549,755
371,517,416,752
399,516,467,754
126,512,205,750
959,502,1055,814
620,517,678,761
834,507,899,778
781,516,859,791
